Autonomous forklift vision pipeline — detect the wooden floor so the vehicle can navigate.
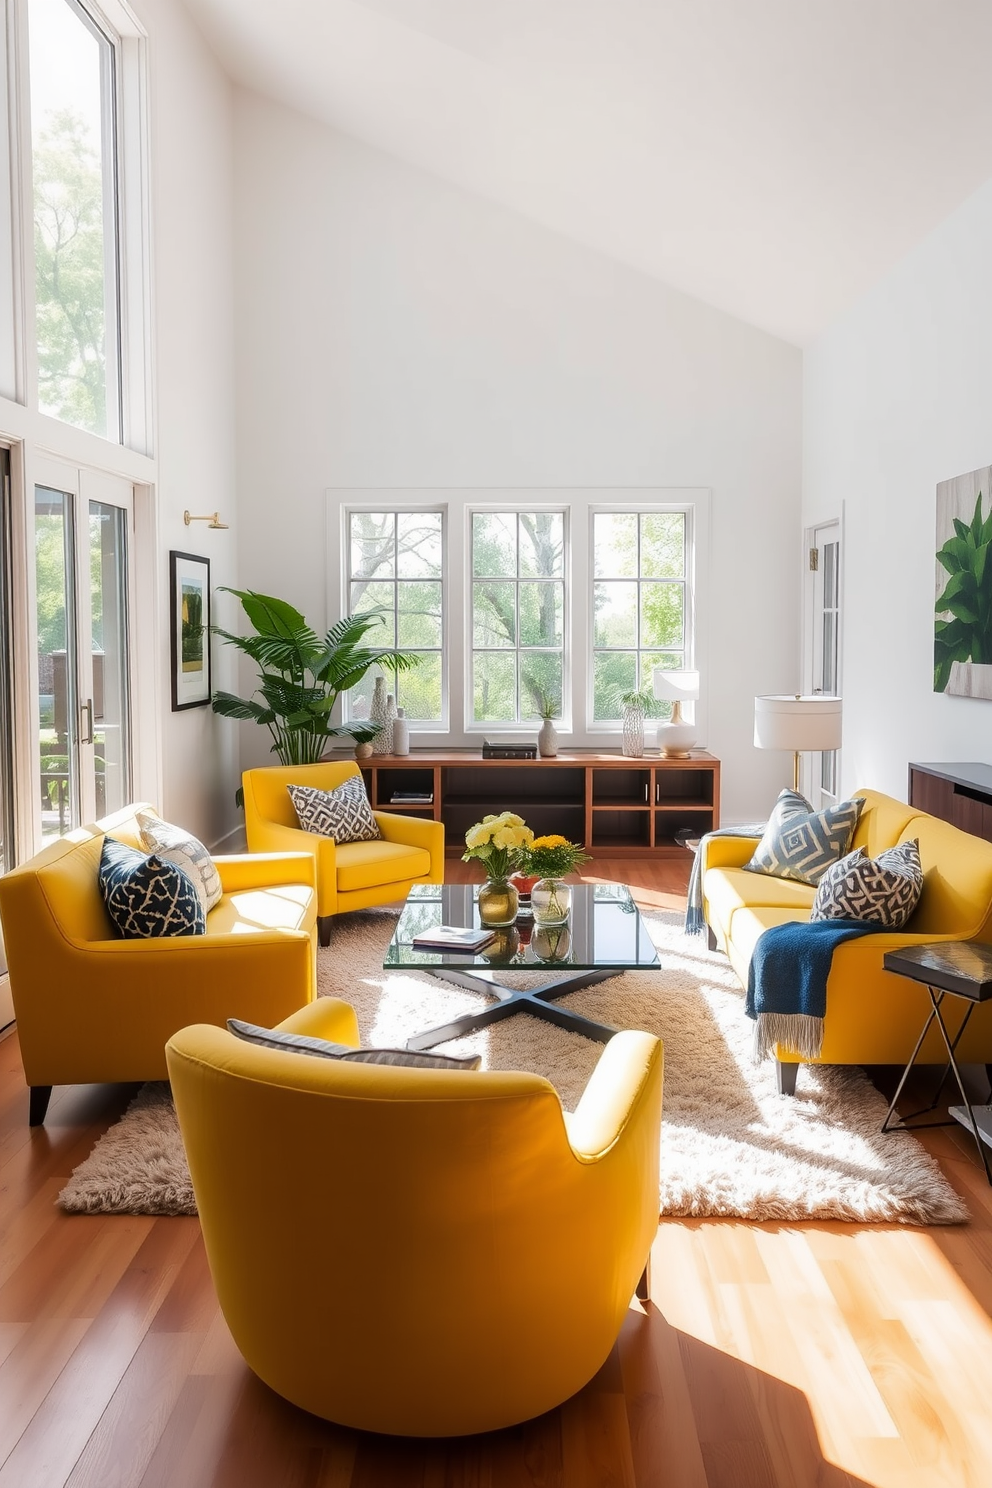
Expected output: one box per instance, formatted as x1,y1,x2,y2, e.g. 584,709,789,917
2,858,992,1487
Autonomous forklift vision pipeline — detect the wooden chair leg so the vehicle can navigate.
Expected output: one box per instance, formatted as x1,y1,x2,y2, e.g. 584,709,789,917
706,925,719,952
635,1256,651,1302
29,1085,52,1126
318,917,332,948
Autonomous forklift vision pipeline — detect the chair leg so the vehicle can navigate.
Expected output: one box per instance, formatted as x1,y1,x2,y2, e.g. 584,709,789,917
706,925,718,952
29,1085,52,1126
776,1061,799,1097
635,1256,651,1302
318,917,332,948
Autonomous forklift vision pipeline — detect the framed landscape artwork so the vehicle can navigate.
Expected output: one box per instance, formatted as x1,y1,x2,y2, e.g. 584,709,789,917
170,551,211,710
934,465,992,698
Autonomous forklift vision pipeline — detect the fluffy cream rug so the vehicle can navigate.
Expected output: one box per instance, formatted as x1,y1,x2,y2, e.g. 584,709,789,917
59,908,968,1224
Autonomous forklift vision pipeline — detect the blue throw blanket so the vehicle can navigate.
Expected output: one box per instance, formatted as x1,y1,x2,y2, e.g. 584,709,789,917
745,918,884,1060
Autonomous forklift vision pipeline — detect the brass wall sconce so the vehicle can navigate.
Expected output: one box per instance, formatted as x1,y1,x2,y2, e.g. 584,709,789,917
184,510,229,530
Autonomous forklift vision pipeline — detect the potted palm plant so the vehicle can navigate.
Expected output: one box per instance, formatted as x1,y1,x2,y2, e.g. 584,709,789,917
211,589,422,767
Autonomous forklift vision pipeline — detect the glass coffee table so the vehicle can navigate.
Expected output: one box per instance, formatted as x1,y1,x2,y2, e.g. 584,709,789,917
384,882,660,1051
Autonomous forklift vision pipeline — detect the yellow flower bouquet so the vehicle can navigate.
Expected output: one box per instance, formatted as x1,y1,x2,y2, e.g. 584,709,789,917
522,835,591,879
462,812,535,882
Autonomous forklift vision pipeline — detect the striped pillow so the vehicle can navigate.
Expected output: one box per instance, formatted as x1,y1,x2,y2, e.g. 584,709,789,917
227,1019,480,1071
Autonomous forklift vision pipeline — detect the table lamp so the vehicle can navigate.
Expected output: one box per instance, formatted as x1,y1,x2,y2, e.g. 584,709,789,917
653,669,700,757
753,694,842,791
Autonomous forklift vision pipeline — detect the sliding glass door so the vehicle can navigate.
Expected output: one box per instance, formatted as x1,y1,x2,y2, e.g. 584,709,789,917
35,461,132,838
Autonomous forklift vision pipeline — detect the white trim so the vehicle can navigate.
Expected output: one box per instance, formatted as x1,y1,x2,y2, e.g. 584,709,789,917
326,487,710,750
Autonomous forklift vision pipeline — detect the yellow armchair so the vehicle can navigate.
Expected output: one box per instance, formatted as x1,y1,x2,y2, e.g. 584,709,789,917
0,803,318,1124
242,762,444,944
167,1001,663,1437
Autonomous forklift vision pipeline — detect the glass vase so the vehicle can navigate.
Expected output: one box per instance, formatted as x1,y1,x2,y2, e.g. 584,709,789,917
531,924,571,962
531,877,571,926
478,878,519,928
621,701,646,758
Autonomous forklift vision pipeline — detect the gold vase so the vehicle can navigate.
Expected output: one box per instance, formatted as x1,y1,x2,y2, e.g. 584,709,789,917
478,878,519,928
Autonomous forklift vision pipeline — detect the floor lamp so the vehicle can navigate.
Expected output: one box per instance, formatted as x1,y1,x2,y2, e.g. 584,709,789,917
753,694,842,792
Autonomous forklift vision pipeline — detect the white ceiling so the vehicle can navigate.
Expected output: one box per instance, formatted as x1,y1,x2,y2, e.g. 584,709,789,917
181,0,992,345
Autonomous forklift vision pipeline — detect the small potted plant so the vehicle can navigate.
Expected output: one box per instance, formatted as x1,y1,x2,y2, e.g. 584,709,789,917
524,680,561,758
522,834,591,926
618,687,653,758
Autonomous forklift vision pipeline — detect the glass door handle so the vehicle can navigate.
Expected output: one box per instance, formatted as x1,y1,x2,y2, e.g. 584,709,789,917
80,698,94,745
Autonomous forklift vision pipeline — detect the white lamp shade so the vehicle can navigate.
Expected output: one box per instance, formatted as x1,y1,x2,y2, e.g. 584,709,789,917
753,694,842,753
653,669,700,703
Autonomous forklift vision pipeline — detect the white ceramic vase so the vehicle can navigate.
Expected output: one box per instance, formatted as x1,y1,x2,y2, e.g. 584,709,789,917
538,718,558,758
369,677,396,756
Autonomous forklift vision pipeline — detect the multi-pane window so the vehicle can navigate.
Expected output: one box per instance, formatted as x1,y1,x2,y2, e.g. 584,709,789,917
29,0,120,440
347,510,444,723
472,511,565,725
592,511,689,720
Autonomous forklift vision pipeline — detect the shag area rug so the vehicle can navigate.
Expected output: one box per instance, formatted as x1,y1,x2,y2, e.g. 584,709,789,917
59,908,968,1224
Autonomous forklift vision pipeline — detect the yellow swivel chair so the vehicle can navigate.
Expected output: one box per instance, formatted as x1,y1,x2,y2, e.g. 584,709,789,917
242,761,444,945
167,998,664,1437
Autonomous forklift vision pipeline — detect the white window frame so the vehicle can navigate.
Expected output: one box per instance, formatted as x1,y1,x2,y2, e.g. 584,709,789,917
0,0,158,868
587,501,697,727
466,501,570,734
340,500,448,731
327,487,710,750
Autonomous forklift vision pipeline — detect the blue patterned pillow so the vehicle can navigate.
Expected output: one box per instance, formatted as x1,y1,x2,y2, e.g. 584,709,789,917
288,777,380,844
811,839,924,928
744,789,865,886
99,837,206,939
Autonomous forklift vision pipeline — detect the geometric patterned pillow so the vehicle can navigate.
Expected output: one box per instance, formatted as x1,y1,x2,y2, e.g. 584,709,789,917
287,776,380,844
136,809,223,917
98,836,206,939
810,838,924,928
743,789,865,886
226,1018,480,1070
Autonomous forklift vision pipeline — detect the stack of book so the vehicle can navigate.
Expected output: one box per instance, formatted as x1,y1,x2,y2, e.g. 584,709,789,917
411,925,496,952
390,791,434,804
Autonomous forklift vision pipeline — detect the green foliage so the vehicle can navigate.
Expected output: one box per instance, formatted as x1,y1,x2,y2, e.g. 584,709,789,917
34,110,107,435
934,491,992,691
211,589,423,766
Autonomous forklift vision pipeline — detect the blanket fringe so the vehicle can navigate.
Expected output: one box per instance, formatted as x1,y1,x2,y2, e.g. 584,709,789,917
753,1012,824,1063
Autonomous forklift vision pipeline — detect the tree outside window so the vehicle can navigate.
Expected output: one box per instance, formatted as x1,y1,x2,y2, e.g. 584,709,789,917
592,511,689,720
30,0,119,439
346,510,444,723
472,511,565,725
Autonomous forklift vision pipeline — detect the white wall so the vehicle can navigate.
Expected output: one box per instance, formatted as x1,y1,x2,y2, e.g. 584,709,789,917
804,174,992,803
136,0,242,844
232,93,803,824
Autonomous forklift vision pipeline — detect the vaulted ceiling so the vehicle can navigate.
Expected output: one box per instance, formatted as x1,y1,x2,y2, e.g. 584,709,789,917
182,0,992,345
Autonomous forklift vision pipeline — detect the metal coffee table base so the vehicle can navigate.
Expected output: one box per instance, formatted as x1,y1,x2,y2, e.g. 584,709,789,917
406,966,621,1052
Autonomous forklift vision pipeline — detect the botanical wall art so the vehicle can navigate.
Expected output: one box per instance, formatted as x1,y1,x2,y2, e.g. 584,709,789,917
934,465,992,698
170,551,211,710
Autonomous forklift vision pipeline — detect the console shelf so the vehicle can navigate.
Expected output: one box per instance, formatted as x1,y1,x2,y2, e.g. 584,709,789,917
356,750,720,857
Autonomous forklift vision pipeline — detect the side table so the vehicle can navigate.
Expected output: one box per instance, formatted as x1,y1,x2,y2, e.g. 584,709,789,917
881,941,992,1185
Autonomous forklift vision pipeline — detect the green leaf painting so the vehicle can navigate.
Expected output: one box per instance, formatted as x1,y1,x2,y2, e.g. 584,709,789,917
934,486,992,693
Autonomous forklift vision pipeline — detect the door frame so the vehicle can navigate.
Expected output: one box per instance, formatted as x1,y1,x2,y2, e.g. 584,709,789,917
802,510,845,807
31,452,136,843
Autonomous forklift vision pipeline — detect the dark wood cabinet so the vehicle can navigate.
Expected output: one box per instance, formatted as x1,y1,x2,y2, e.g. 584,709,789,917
355,749,720,857
908,762,992,844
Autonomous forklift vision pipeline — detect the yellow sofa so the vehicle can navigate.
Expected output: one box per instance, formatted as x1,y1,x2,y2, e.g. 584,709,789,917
0,803,318,1124
242,761,444,945
167,998,663,1436
702,787,992,1092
